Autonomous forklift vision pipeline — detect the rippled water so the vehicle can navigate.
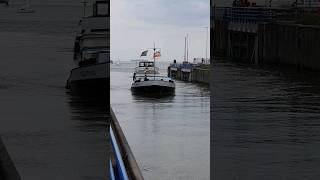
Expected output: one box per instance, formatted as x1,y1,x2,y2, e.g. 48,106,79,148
212,61,320,179
111,61,210,180
0,1,109,179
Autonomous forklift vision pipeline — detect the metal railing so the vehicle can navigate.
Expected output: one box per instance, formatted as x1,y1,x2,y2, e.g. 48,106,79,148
109,108,144,180
110,127,129,180
213,6,314,24
214,7,273,23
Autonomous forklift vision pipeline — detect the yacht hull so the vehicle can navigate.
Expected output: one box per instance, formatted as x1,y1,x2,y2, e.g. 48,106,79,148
67,62,109,96
131,80,175,96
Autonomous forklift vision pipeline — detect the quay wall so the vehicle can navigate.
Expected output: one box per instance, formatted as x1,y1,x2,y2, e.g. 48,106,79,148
258,23,320,70
214,20,320,71
190,66,211,84
168,64,210,84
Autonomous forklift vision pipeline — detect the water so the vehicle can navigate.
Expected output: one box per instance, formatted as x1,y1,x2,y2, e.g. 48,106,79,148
111,61,210,180
0,1,109,179
212,61,320,179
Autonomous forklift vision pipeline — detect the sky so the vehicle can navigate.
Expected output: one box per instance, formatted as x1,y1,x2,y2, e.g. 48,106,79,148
110,0,210,62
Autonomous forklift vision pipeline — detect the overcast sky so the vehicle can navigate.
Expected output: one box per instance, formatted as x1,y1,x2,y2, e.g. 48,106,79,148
110,0,210,62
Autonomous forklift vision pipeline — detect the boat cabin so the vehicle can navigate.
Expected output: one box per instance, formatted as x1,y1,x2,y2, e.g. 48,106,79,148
79,48,109,66
139,61,154,68
134,61,159,75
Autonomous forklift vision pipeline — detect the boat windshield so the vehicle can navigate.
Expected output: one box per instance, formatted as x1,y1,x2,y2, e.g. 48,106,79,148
139,62,154,67
82,49,108,61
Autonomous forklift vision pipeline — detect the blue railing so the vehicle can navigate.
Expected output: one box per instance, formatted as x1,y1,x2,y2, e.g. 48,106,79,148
110,127,129,180
109,108,144,180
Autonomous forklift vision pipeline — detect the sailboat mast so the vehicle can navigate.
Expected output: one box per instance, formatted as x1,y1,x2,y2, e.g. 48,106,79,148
186,34,189,62
184,36,186,62
154,43,156,80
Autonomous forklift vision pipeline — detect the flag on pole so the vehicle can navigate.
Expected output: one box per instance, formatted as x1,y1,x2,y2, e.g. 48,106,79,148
140,50,148,57
153,51,161,59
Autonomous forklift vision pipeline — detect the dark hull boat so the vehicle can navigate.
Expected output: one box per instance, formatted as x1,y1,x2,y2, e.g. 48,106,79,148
67,62,109,96
131,79,175,96
131,46,176,97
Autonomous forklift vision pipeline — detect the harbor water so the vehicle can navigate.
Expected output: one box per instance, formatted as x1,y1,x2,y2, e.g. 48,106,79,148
0,1,109,179
111,61,210,180
212,61,320,179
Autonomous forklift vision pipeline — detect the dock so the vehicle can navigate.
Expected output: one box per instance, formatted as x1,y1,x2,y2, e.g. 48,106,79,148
168,60,210,84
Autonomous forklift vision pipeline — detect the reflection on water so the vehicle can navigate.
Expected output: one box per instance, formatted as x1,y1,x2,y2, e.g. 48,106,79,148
111,61,210,180
212,61,320,179
0,1,109,179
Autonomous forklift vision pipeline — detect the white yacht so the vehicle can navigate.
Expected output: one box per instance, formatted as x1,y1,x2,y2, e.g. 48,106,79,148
66,1,109,95
131,47,175,96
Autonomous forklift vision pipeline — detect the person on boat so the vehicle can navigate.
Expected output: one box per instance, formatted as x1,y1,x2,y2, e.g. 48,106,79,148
133,73,136,81
144,74,148,81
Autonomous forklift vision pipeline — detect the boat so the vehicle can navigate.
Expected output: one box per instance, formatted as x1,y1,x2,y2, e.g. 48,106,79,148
131,45,175,96
18,0,34,13
66,0,109,96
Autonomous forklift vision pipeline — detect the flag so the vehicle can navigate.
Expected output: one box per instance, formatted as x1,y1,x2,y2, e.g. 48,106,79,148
153,51,161,59
140,50,148,57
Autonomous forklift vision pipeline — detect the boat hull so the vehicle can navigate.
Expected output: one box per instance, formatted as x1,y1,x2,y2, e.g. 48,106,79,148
131,80,175,96
67,62,109,97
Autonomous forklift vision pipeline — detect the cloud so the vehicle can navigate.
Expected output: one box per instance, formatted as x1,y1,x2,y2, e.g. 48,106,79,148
111,0,210,61
123,0,210,27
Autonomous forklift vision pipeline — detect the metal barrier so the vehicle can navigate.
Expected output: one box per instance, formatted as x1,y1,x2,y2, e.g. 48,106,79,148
109,108,144,180
214,7,273,23
110,127,129,180
213,6,309,24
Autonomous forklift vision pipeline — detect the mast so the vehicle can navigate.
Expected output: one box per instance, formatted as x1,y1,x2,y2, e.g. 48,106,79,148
184,36,187,62
206,27,208,61
154,43,156,80
186,34,189,62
